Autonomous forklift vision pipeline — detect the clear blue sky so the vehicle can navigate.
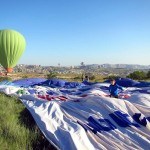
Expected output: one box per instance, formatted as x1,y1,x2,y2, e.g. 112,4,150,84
0,0,150,66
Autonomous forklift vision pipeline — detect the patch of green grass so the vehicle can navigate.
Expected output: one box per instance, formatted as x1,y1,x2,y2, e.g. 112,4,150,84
0,93,56,150
0,76,12,82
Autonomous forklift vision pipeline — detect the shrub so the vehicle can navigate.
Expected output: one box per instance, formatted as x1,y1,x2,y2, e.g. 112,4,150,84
22,75,28,78
74,76,81,80
47,72,57,79
127,71,146,80
147,70,150,79
0,76,12,82
89,75,95,80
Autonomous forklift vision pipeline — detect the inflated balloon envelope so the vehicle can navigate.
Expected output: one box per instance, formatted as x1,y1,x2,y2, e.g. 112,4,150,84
0,29,26,73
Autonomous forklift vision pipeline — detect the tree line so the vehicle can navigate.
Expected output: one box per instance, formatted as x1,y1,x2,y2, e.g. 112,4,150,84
127,70,150,80
46,70,150,81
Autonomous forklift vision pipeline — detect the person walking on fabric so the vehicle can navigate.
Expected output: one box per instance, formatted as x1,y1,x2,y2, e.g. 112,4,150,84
109,79,124,98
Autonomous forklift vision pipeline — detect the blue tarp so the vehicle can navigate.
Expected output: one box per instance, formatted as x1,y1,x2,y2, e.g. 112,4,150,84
116,78,139,87
136,81,150,87
82,80,97,85
0,77,150,88
104,78,150,87
36,78,85,88
12,78,47,87
36,79,66,87
65,81,85,88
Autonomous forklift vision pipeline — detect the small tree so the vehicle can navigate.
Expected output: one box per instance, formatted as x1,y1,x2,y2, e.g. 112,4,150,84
147,70,150,79
127,71,146,80
89,75,95,80
74,76,82,81
47,72,57,79
0,76,12,82
22,75,28,78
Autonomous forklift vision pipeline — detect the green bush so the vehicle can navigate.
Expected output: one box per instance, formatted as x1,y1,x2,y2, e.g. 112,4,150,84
89,75,95,80
47,72,57,79
22,75,28,78
127,71,146,80
147,70,150,79
0,77,12,82
74,76,81,80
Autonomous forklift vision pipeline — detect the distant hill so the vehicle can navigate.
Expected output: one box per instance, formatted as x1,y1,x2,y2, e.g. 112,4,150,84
79,64,150,69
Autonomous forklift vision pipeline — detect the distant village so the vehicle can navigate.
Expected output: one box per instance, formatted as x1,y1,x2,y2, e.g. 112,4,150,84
0,64,149,78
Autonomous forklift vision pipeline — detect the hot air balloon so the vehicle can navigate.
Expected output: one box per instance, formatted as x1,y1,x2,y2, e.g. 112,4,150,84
0,29,26,73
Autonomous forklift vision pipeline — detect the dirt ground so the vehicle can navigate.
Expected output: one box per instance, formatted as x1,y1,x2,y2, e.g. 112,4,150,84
3,73,46,80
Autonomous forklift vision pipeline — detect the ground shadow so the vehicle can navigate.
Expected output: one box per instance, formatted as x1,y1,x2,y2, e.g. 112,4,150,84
19,108,57,150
